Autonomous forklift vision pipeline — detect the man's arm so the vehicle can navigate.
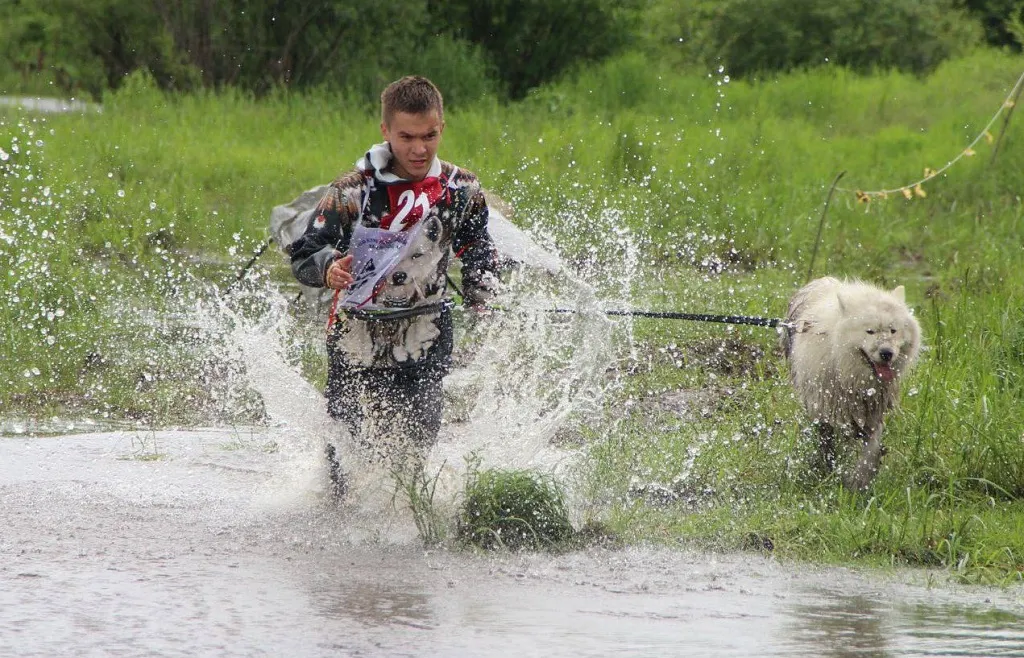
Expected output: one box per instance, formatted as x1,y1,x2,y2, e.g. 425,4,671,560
453,181,500,307
288,178,360,288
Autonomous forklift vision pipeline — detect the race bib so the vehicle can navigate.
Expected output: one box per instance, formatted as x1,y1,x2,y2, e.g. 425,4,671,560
380,177,444,231
339,177,447,309
340,223,420,308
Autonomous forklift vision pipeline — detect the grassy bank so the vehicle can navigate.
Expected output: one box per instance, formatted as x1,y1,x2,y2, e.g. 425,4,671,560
2,50,1023,581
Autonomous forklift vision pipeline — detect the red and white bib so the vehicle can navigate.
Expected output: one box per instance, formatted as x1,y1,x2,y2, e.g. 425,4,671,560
379,177,444,232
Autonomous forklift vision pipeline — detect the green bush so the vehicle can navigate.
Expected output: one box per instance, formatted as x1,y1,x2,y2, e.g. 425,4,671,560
0,0,199,98
339,35,498,111
964,0,1024,48
693,0,983,78
457,467,575,550
0,0,497,105
0,0,632,102
436,0,636,99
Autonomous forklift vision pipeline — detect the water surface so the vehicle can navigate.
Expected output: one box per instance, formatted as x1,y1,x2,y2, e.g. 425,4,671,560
3,430,1022,657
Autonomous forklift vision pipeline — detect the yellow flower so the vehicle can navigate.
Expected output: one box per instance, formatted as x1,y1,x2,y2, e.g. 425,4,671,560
855,190,870,204
913,184,927,198
984,130,994,144
924,167,937,178
902,188,914,200
964,147,976,157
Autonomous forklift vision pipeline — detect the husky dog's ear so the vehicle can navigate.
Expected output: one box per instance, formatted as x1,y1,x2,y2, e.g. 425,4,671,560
891,285,905,303
424,216,441,243
836,292,848,316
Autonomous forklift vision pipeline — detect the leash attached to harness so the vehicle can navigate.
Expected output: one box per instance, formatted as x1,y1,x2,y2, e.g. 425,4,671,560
225,237,273,292
548,307,789,328
445,273,789,329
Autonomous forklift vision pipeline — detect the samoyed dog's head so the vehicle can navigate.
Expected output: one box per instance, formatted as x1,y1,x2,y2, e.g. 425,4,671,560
834,285,921,384
377,214,450,308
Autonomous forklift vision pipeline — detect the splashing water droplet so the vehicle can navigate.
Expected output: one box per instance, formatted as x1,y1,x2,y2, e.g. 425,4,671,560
117,190,125,198
866,388,876,397
0,148,8,161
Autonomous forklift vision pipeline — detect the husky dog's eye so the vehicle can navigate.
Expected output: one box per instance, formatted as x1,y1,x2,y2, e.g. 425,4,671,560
890,327,897,334
866,328,876,335
425,218,441,242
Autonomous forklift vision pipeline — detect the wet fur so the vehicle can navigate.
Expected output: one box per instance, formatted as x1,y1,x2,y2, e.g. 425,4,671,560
782,277,921,490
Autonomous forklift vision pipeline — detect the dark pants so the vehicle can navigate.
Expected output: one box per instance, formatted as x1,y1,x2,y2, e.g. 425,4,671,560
325,361,446,469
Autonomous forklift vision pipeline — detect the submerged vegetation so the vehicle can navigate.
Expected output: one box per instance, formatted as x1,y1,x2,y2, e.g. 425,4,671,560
2,37,1024,581
457,463,575,551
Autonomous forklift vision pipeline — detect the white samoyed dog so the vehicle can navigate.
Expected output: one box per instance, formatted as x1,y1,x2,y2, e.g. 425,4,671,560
782,277,922,490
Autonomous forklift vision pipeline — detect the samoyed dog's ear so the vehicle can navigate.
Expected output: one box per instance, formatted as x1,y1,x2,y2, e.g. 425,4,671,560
836,293,848,316
891,285,906,303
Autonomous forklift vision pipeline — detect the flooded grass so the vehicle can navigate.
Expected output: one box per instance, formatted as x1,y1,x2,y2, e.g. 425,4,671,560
2,50,1024,581
456,462,575,551
391,461,452,547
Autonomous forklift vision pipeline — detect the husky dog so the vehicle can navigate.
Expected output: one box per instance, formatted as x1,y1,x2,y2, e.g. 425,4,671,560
782,277,922,490
378,214,451,309
333,214,453,367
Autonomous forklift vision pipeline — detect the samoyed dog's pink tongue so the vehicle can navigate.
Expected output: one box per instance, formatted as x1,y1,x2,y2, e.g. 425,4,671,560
873,362,896,382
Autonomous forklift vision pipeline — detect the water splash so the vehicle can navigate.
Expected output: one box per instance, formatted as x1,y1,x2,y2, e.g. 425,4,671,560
181,205,639,540
0,110,714,543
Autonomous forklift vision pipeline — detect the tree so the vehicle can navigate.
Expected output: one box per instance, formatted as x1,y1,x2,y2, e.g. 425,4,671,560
435,0,634,98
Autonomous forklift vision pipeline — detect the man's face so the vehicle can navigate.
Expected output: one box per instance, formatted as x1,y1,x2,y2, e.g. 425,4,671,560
381,110,444,181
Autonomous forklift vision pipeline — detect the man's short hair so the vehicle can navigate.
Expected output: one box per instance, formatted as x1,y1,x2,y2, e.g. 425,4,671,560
381,76,444,126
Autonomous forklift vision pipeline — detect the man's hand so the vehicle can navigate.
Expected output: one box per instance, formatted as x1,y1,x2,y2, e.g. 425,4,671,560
325,254,354,290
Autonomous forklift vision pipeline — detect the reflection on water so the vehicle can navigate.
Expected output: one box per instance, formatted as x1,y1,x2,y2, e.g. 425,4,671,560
0,415,135,437
2,433,1023,657
313,578,435,630
786,590,1024,657
787,593,892,655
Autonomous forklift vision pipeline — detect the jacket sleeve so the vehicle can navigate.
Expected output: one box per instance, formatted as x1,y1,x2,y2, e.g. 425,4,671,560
453,180,500,306
287,177,360,288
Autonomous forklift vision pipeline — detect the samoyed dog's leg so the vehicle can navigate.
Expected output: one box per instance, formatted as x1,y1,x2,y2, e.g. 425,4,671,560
844,425,884,491
812,423,838,475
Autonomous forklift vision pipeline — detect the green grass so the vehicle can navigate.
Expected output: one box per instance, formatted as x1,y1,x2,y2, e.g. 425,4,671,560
391,461,452,548
457,463,575,550
2,49,1024,580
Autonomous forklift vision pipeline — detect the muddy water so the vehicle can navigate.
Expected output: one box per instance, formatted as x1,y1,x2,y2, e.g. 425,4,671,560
3,430,1023,657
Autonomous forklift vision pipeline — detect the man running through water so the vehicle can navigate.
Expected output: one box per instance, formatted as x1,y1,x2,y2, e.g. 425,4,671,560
288,75,499,494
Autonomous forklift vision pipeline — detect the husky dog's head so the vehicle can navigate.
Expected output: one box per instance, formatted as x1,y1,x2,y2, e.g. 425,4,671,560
377,215,450,308
835,285,921,384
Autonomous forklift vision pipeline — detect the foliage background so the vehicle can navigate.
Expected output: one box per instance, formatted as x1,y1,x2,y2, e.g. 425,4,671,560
2,0,1023,101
